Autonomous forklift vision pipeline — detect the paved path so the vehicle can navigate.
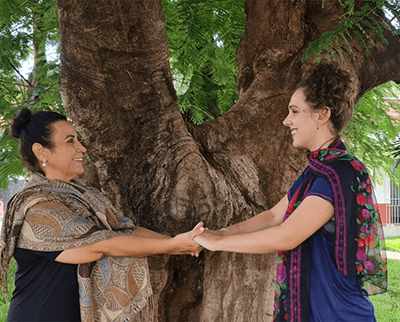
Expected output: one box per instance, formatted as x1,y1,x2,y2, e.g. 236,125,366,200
386,250,400,261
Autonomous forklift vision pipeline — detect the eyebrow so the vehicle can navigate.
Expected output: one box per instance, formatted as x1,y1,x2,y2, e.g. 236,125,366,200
64,134,76,140
288,105,298,110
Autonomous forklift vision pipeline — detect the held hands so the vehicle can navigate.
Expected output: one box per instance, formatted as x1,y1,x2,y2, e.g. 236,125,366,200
194,228,226,252
171,223,230,255
171,222,205,257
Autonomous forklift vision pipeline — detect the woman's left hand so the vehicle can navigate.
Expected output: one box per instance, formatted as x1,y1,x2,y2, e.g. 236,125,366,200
170,222,205,257
194,229,222,252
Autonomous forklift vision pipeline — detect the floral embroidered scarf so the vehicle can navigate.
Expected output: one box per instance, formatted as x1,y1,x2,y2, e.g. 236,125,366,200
273,141,387,321
0,173,152,322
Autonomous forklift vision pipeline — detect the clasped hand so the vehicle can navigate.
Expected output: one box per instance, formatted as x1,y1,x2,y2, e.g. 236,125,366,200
171,222,205,257
172,223,225,256
194,228,225,252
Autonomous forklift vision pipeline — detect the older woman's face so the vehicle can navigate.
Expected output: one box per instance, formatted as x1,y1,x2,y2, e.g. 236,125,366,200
43,120,87,181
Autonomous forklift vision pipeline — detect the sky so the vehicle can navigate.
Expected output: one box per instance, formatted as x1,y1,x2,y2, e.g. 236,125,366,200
20,43,59,78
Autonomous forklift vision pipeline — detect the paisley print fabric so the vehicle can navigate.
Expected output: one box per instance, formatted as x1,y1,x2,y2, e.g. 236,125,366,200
0,173,152,321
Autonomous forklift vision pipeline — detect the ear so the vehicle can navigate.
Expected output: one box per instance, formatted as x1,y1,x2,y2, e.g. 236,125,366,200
318,107,331,125
32,143,49,163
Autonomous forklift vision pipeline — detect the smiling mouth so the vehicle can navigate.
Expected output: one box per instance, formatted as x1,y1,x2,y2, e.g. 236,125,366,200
291,129,298,135
73,158,83,162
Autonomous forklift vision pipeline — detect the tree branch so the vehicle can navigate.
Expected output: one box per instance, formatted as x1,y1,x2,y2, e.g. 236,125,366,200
6,58,33,87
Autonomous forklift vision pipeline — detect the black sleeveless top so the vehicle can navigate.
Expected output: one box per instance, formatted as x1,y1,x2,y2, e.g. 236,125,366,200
6,248,80,322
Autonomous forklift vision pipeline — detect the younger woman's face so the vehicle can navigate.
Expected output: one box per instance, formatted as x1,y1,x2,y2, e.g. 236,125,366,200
283,88,321,151
42,120,87,181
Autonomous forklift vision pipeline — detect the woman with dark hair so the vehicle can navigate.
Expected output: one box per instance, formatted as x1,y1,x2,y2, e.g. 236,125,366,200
0,109,204,322
195,62,387,321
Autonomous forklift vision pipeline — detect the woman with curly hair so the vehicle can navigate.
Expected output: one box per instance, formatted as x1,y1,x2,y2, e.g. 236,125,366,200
195,62,387,321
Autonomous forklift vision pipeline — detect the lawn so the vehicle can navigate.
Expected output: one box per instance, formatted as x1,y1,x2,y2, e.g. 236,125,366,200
371,259,400,322
385,237,400,252
0,259,15,322
0,257,398,321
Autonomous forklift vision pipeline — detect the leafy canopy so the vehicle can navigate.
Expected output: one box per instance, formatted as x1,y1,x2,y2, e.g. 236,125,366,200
0,0,63,189
0,0,399,189
162,0,245,124
304,0,400,62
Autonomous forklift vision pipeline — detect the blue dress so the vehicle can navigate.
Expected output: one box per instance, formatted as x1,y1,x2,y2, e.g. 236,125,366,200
289,167,376,322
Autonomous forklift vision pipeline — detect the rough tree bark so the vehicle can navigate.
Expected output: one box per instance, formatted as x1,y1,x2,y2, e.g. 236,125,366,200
56,0,400,321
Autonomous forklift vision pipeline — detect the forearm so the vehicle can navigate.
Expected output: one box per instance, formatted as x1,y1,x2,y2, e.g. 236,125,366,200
202,196,334,254
57,235,184,264
93,235,180,258
132,226,171,239
223,209,281,235
212,225,292,254
57,222,204,264
221,196,288,235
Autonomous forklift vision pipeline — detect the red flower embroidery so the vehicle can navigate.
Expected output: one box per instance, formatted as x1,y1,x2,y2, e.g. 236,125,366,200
365,234,376,248
287,190,300,214
351,160,361,171
357,194,366,206
356,265,363,272
366,185,372,193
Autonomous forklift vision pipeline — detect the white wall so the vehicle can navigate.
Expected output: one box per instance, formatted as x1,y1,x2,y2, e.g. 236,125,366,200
373,174,391,204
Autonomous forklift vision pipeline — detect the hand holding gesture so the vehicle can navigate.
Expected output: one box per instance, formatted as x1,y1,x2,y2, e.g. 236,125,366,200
194,228,223,252
170,222,205,257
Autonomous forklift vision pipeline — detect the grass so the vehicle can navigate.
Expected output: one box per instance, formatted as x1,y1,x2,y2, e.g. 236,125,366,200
0,257,398,321
0,258,15,322
371,259,400,322
385,237,400,252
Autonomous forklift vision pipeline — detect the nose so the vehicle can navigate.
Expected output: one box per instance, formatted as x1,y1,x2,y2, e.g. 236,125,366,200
77,140,87,153
283,113,291,127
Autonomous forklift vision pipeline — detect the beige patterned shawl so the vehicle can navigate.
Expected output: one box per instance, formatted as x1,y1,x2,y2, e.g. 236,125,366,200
0,173,152,321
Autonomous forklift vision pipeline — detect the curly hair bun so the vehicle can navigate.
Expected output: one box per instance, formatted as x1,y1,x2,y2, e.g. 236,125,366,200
9,108,32,139
299,62,354,135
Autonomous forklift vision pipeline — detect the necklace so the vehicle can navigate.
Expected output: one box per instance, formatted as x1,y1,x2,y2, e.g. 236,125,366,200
318,137,337,150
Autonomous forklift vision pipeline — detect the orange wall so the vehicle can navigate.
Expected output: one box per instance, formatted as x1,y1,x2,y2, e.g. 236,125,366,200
377,203,389,225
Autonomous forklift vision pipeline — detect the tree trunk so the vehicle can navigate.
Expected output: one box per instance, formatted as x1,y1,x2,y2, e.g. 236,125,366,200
56,0,400,321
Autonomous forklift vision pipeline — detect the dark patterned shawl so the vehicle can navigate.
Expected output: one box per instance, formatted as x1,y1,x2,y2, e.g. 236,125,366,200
0,173,152,322
273,141,387,322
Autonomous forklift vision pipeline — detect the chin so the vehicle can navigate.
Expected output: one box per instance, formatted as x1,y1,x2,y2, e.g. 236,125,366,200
71,170,84,180
292,141,308,150
292,140,301,148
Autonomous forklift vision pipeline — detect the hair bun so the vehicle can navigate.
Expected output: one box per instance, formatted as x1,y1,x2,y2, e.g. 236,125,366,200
9,108,32,138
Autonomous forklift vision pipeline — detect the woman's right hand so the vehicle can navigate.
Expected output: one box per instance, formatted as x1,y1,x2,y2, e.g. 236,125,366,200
56,222,205,264
169,222,205,256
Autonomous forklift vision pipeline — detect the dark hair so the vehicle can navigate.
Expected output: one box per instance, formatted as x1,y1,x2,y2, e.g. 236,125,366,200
9,109,67,174
298,62,354,136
